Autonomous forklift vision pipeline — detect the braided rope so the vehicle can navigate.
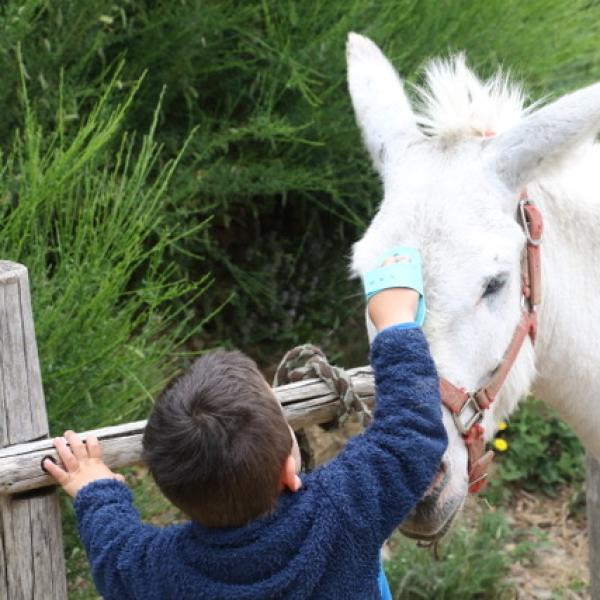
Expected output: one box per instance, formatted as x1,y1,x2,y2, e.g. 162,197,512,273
273,344,371,472
274,344,372,427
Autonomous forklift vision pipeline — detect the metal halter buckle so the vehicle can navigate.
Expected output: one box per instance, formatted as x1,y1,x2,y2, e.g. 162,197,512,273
518,199,543,247
452,393,484,435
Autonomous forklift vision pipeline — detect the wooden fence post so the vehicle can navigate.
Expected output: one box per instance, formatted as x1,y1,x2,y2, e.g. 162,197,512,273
588,453,600,600
0,261,67,599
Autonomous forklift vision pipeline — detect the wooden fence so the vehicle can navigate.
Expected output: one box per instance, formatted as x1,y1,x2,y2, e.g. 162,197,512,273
0,260,598,599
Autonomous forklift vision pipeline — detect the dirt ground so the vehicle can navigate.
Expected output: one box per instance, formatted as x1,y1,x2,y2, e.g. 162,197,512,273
501,487,589,599
305,422,590,600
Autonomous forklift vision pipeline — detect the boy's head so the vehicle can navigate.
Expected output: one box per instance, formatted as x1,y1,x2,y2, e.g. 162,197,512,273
143,350,300,529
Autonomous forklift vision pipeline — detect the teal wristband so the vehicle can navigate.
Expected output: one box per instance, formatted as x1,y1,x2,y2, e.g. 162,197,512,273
363,246,426,326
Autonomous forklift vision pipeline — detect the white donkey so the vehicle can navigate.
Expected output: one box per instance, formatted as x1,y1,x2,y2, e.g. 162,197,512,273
347,32,600,541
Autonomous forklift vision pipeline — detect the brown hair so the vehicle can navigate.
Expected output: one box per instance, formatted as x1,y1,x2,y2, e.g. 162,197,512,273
142,350,292,528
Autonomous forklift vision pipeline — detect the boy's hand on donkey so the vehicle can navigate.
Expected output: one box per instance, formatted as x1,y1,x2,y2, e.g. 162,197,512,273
367,287,419,331
365,252,420,330
43,430,125,498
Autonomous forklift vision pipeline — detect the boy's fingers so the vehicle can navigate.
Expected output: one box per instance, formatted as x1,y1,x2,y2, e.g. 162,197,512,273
65,430,87,460
86,435,102,460
381,255,410,266
42,458,69,485
53,436,78,472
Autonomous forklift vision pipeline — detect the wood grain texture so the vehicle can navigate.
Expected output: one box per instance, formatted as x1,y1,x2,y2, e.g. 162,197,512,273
0,368,375,495
0,262,67,599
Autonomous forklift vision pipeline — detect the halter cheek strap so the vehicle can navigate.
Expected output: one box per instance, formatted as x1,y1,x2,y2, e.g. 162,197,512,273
439,191,544,494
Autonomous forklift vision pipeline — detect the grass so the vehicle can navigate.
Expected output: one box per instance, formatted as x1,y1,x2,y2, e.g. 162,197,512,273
0,62,212,434
384,509,541,599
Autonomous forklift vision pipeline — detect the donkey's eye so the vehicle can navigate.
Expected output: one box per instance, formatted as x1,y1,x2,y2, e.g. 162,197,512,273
482,275,507,299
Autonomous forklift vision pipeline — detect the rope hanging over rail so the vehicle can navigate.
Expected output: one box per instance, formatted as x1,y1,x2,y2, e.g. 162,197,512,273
273,344,372,470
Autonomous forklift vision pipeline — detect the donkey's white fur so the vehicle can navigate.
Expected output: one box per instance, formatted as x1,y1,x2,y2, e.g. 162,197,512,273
414,54,529,140
347,33,600,535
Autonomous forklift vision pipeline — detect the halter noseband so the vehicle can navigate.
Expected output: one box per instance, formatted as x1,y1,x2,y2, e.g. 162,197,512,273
438,191,544,494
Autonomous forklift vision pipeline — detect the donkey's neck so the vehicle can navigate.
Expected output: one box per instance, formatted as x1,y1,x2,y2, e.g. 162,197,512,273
531,145,600,457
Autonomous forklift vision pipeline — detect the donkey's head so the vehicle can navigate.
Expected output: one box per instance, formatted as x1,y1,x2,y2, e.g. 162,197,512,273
347,33,600,540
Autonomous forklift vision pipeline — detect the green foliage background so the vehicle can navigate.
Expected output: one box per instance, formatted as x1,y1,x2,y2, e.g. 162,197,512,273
0,0,595,597
5,0,600,389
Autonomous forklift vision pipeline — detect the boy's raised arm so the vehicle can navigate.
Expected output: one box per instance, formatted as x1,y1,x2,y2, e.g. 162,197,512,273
313,248,448,545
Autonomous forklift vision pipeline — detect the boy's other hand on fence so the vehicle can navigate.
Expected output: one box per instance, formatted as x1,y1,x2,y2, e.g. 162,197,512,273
43,430,125,498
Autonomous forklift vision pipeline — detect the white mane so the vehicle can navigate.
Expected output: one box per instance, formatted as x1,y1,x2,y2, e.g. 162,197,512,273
413,55,530,140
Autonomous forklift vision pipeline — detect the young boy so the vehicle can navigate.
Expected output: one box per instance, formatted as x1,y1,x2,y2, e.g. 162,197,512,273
44,248,447,599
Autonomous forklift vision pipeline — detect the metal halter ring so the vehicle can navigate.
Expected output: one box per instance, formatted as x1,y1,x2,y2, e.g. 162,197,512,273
518,199,543,247
452,393,485,435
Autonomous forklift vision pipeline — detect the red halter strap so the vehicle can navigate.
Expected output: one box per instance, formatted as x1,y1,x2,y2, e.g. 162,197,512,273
439,192,544,494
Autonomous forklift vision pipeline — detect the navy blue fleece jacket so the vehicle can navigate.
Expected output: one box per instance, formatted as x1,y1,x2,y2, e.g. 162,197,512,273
74,325,447,600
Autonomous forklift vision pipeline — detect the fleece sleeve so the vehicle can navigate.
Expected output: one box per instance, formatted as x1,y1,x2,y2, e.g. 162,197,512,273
312,325,448,546
74,479,165,600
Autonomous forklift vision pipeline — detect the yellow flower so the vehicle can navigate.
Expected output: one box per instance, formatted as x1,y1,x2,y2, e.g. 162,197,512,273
496,420,508,431
493,438,509,452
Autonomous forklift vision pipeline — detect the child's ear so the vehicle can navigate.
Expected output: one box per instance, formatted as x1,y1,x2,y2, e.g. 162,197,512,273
279,454,302,493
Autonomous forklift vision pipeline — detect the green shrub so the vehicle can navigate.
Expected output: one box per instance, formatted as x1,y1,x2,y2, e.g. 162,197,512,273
485,398,585,503
4,0,600,365
0,64,208,432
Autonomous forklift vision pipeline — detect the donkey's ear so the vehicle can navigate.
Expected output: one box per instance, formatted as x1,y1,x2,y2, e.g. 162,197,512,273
485,82,600,191
347,33,422,177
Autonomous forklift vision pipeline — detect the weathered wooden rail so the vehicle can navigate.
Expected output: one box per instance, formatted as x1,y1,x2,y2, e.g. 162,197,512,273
0,370,376,497
1,260,599,599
